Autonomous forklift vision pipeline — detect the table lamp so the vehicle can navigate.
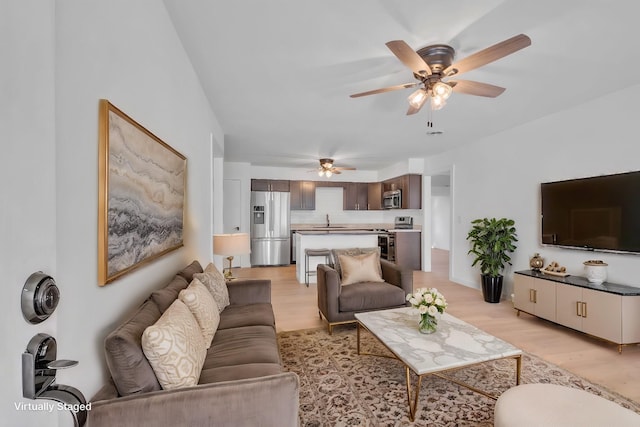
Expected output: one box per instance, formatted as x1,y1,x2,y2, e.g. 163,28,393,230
213,233,251,280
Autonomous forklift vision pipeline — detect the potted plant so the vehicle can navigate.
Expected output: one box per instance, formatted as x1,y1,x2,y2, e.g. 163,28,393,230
466,218,518,303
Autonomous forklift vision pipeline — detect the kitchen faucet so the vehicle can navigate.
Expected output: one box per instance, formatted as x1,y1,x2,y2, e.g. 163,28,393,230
326,214,330,227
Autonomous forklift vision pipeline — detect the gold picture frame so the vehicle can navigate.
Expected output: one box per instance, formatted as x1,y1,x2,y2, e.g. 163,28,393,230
98,100,186,285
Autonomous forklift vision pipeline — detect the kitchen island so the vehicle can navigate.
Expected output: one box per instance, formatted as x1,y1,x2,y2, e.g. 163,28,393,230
294,230,378,284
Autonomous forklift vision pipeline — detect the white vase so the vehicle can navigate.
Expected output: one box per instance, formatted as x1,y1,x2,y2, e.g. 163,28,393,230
584,261,608,284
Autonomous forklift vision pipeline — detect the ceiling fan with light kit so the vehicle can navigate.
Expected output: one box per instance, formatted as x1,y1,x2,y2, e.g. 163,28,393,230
313,158,356,178
350,34,531,116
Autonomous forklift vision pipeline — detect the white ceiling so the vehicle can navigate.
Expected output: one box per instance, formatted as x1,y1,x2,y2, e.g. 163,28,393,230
163,0,640,172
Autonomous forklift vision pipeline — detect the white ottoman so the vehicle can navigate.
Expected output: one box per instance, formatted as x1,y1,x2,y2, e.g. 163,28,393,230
494,383,640,427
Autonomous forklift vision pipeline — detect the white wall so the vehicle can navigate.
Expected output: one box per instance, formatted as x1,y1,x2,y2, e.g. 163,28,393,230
431,186,451,250
427,84,640,298
49,3,221,426
1,3,58,426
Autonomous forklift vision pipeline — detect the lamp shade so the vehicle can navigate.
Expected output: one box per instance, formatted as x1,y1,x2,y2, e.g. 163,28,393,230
213,233,251,256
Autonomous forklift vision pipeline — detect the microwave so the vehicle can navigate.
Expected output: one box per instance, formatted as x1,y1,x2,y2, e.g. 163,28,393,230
383,190,401,209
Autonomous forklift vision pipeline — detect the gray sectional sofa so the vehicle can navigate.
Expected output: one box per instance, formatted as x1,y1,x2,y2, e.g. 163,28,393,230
88,261,299,427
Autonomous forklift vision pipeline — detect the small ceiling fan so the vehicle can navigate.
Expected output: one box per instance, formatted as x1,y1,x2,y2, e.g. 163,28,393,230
313,158,356,177
350,34,531,115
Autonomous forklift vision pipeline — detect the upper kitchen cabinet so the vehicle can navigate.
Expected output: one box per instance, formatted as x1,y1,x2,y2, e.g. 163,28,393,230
290,180,316,210
367,182,383,210
251,179,290,192
401,174,422,209
383,174,422,209
343,182,369,210
382,176,403,193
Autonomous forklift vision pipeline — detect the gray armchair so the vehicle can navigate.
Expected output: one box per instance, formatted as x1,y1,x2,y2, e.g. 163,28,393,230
317,255,413,334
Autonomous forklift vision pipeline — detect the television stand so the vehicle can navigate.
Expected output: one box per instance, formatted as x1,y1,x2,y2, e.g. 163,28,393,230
514,270,640,352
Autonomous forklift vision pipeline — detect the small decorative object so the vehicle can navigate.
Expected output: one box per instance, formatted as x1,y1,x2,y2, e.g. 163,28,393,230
584,260,608,284
407,288,448,334
542,261,569,277
529,253,544,271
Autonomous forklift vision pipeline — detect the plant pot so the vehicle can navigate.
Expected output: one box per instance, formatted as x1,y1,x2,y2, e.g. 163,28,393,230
481,274,503,303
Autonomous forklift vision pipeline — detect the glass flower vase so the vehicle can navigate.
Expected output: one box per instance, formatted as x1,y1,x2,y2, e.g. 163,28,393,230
419,313,437,334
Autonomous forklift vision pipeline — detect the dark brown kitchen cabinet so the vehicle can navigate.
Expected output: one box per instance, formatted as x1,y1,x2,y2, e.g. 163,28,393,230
367,182,383,210
401,174,422,209
290,180,316,210
382,174,421,209
382,177,403,192
251,179,290,192
394,231,421,270
343,182,369,210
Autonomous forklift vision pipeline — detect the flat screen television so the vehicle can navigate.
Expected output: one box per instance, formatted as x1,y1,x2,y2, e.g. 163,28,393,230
541,171,640,254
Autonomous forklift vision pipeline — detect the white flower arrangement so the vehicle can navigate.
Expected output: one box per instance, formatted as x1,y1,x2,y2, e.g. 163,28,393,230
407,287,448,317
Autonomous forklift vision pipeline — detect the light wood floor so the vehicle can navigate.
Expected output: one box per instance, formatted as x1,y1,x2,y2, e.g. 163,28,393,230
235,249,640,403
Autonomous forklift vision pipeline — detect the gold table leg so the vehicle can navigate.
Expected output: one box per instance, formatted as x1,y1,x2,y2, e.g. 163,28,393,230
405,367,423,422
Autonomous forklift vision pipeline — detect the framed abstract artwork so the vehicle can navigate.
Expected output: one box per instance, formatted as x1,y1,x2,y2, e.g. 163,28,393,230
98,100,186,285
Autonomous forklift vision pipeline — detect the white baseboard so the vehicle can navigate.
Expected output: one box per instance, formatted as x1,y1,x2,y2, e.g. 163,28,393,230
450,275,480,290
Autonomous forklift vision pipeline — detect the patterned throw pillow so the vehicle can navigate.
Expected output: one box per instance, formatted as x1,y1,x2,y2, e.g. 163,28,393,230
339,252,385,285
141,300,206,390
193,263,229,313
179,278,220,348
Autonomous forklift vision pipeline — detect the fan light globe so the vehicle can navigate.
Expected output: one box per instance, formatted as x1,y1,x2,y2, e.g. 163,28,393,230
431,96,446,110
318,170,324,177
432,82,452,100
407,88,428,109
325,170,332,178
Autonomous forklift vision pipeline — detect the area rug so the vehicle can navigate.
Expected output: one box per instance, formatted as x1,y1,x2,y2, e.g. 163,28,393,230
278,325,640,426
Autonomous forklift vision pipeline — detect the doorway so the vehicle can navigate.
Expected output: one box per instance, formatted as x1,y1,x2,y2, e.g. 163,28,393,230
223,178,242,267
427,168,453,279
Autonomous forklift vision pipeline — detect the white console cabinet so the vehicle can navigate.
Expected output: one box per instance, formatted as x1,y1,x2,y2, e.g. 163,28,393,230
514,271,640,352
513,274,556,322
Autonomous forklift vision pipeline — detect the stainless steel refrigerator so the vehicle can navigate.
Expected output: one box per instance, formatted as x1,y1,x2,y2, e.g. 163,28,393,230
250,191,291,266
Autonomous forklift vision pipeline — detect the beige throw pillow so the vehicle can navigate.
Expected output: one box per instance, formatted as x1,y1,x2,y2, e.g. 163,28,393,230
339,252,385,285
141,299,206,390
331,247,381,279
193,263,229,313
179,278,220,348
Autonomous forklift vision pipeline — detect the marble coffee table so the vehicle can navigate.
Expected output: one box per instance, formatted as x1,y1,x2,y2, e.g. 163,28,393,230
355,307,522,421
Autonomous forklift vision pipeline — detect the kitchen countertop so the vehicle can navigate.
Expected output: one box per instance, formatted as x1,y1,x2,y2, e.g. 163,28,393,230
295,229,380,235
291,223,421,232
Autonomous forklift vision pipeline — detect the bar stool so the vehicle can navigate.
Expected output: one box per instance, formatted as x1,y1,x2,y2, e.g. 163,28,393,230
305,248,332,287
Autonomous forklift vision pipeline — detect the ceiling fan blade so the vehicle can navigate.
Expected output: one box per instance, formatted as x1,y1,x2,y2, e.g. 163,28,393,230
350,82,417,98
385,40,432,76
333,167,356,171
443,34,531,77
332,170,342,174
449,80,506,97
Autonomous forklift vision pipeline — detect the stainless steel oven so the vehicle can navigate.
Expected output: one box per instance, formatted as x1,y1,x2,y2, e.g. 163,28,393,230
383,190,401,209
378,233,395,261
